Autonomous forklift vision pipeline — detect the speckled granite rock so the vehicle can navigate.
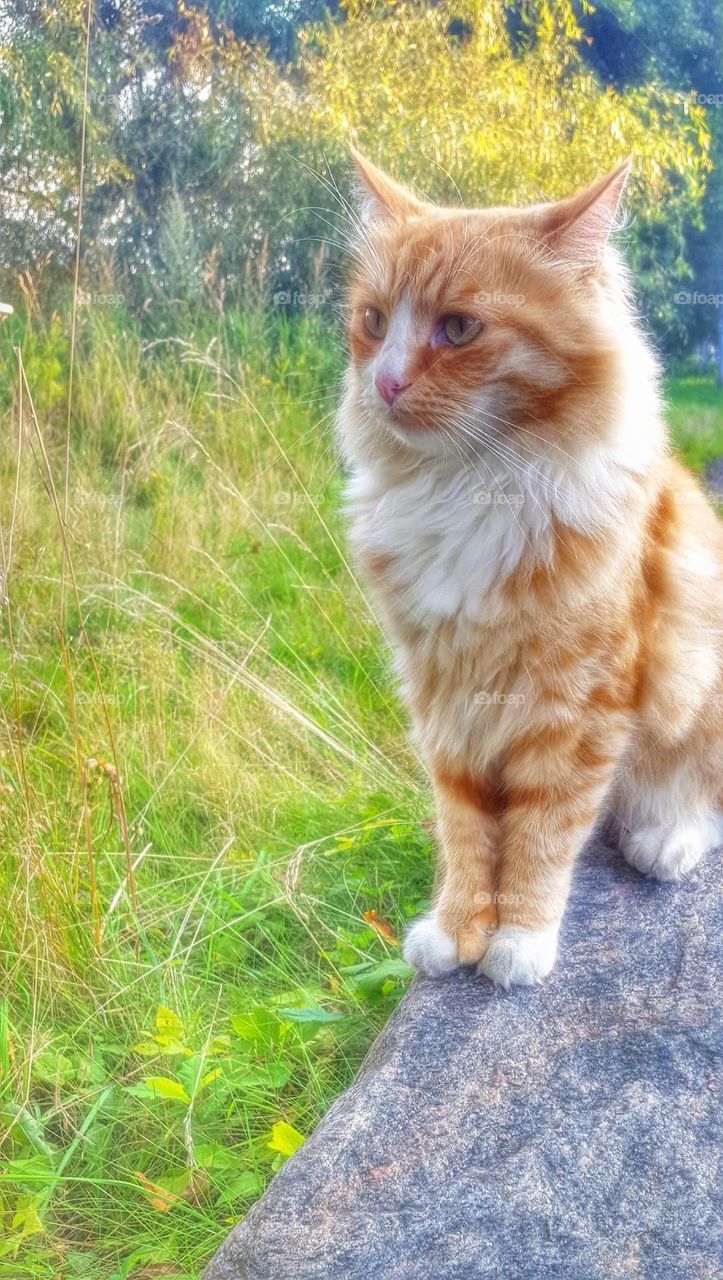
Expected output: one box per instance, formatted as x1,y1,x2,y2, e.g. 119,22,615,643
203,837,722,1280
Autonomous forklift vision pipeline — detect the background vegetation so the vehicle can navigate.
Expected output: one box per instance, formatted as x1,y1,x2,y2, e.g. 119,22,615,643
2,1,723,1276
2,0,722,354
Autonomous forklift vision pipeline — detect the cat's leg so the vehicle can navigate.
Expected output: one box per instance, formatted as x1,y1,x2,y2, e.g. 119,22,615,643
403,769,499,976
608,736,722,882
479,714,629,988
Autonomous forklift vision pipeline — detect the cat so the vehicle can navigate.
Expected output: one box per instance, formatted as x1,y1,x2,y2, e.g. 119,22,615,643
336,149,723,988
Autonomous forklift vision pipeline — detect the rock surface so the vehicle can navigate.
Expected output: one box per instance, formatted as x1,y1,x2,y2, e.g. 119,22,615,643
203,836,722,1280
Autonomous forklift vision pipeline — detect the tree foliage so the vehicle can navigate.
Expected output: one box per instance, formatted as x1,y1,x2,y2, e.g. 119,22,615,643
0,0,714,352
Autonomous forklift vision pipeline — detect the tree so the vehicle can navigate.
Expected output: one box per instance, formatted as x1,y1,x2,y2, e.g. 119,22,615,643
574,0,723,366
266,0,709,351
0,0,713,355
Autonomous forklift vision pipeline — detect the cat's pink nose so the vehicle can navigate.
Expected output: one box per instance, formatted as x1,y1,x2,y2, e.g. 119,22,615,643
375,374,410,406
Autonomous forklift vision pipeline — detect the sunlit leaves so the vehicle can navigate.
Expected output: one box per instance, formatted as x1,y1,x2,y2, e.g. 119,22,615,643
266,1121,305,1160
2,0,710,346
140,1076,193,1105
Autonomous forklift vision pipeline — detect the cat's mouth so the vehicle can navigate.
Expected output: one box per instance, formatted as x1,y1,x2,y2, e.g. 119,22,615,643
377,399,430,435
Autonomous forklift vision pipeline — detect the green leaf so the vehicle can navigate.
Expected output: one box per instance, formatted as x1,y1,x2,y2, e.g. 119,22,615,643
230,1007,281,1046
232,1061,291,1090
354,958,413,998
131,1041,161,1057
4,1154,56,1184
11,1194,45,1240
31,1051,75,1087
0,1104,57,1164
277,1005,346,1024
153,1037,193,1057
266,1121,304,1159
155,1005,184,1039
141,1076,191,1105
195,1067,222,1095
194,1142,239,1172
208,1034,231,1055
217,1170,264,1203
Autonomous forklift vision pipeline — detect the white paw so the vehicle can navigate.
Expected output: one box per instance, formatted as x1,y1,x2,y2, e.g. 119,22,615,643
403,912,459,977
620,813,719,882
477,923,559,989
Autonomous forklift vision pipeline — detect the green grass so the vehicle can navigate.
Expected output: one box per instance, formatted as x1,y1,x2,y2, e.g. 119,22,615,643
1,305,722,1278
665,374,723,473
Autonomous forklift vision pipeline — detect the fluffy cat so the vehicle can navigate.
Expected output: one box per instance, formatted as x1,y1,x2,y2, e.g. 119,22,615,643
336,150,723,988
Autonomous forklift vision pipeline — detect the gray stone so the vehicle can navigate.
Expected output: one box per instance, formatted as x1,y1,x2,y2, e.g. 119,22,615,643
203,837,722,1280
704,455,723,498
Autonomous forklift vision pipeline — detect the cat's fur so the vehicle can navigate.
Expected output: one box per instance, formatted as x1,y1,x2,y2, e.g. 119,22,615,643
337,151,723,987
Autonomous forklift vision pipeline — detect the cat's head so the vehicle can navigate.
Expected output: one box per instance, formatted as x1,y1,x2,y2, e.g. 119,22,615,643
339,151,647,469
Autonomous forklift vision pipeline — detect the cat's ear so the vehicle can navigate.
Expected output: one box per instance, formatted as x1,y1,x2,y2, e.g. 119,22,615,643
351,148,429,223
541,160,631,269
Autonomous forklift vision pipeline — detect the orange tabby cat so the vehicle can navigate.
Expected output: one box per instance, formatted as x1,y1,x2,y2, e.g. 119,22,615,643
337,150,723,987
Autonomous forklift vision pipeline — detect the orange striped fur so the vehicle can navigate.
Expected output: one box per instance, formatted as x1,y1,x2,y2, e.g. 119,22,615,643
337,152,723,987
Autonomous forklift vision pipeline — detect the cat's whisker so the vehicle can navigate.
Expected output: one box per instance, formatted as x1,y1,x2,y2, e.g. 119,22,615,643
446,411,564,522
440,418,542,551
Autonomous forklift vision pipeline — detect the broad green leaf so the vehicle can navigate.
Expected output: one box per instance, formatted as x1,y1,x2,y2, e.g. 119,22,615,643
66,1252,96,1276
142,1076,191,1105
277,1006,346,1024
155,1006,184,1039
5,1154,56,1183
218,1170,264,1203
233,1061,291,1090
208,1034,231,1055
31,1051,75,1087
131,1041,161,1057
354,958,413,998
194,1142,239,1172
152,1036,193,1057
230,1007,281,1046
11,1195,44,1240
266,1121,304,1159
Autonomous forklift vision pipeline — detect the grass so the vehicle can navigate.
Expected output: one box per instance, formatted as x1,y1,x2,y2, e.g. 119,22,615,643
664,374,723,473
1,302,722,1278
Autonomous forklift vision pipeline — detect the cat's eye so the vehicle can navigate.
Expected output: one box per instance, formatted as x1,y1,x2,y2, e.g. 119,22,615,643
364,306,387,340
441,314,483,347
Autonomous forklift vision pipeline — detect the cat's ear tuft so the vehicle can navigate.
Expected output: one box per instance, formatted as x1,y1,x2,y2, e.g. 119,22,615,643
542,160,631,269
351,148,428,224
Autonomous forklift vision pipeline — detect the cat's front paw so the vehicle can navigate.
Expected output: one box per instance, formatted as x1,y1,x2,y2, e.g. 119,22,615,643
477,923,559,989
403,906,498,977
403,912,459,977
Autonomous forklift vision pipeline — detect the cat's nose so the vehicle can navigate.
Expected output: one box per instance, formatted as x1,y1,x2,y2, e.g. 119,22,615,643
375,374,411,406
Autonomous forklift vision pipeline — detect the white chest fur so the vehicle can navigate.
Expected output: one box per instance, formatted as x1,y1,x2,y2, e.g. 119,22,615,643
346,460,555,627
345,452,631,772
